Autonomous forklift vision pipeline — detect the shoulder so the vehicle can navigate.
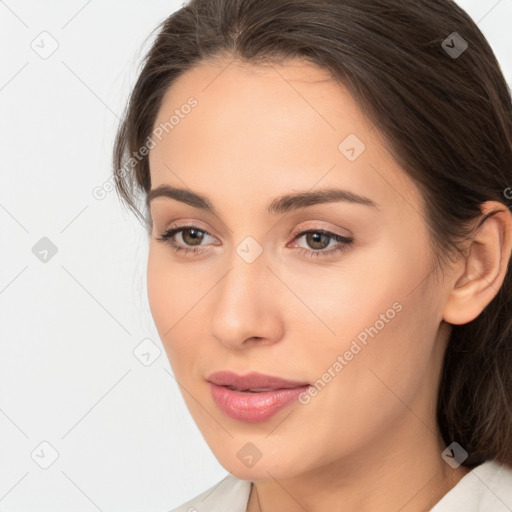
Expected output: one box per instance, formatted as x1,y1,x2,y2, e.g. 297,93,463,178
167,473,252,512
431,459,512,511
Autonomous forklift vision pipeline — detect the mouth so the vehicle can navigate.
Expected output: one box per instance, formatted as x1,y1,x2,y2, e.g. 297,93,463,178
207,370,310,390
206,371,311,423
224,386,283,392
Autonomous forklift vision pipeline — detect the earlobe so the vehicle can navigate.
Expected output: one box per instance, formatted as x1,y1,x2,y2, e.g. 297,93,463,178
442,201,512,326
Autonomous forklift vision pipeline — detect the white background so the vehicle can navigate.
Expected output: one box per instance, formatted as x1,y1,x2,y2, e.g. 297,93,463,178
1,1,511,510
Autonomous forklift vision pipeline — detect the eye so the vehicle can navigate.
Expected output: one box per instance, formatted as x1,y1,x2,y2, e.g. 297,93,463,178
156,225,216,256
290,229,353,258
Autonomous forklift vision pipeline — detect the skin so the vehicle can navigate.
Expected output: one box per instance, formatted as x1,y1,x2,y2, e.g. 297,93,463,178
146,56,512,511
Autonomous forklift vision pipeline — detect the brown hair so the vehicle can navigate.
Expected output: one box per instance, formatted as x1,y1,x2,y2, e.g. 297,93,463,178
113,0,512,467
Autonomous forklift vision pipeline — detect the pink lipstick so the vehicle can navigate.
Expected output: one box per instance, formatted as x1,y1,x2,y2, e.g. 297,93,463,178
207,371,310,423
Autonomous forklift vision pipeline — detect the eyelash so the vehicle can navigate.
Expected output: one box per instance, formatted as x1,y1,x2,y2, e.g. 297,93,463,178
156,225,353,259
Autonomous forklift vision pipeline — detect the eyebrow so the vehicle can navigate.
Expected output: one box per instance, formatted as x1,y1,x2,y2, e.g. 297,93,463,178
146,184,379,214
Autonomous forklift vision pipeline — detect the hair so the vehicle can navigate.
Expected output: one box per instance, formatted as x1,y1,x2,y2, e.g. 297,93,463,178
113,0,512,467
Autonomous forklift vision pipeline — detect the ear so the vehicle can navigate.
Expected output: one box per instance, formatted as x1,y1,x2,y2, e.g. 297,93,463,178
443,201,512,325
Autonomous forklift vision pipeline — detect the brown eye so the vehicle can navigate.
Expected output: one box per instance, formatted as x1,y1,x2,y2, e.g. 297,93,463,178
292,228,353,258
156,225,215,255
181,228,205,246
305,232,331,250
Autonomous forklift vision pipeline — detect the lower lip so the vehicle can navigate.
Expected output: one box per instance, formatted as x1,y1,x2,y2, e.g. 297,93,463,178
208,382,310,423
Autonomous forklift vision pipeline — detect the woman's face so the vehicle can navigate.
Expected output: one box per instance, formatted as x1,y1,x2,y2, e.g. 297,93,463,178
147,57,456,480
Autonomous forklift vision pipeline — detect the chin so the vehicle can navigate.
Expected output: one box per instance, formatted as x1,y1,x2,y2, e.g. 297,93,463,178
217,448,307,482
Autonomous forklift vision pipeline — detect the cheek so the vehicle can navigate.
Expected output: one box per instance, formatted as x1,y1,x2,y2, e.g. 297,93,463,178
146,246,186,357
147,246,173,335
287,241,438,409
146,244,213,371
285,293,437,466
274,241,405,346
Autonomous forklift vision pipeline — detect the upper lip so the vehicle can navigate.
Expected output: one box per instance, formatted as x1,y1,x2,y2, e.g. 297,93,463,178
207,371,310,391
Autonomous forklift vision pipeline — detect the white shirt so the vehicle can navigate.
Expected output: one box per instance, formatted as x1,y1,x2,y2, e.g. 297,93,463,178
168,459,512,511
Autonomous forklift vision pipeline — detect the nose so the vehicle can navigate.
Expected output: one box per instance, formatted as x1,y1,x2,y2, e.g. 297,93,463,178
208,250,285,350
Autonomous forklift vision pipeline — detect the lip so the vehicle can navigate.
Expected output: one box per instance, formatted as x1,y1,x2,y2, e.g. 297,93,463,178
207,371,309,390
207,371,310,423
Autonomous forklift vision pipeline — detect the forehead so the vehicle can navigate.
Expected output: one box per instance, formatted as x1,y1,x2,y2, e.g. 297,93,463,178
148,56,423,216
151,57,366,161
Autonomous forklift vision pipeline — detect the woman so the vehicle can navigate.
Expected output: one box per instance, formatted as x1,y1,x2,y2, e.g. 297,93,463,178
112,0,512,510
